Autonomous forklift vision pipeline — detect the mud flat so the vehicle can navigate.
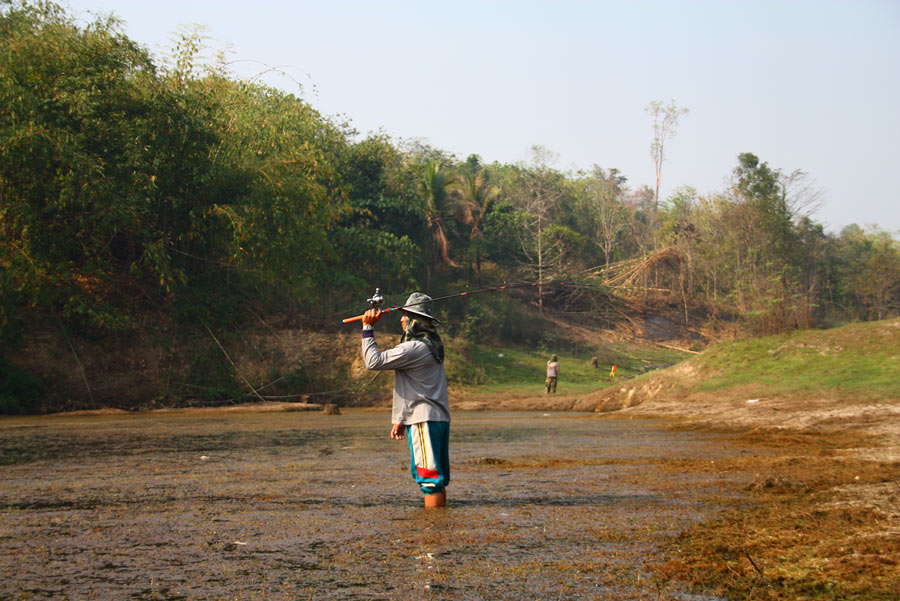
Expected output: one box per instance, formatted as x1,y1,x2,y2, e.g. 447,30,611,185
0,409,748,600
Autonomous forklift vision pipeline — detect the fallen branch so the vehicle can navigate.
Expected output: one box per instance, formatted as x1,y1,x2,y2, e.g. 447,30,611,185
255,375,285,392
743,547,767,581
655,341,700,354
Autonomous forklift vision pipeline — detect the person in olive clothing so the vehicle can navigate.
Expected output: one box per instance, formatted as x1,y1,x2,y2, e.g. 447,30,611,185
546,355,559,393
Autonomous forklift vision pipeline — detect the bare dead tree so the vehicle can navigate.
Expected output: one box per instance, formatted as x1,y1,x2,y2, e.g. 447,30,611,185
645,100,689,210
781,168,824,219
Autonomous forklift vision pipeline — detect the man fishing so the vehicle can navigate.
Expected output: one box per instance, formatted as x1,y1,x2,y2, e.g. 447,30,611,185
360,292,450,509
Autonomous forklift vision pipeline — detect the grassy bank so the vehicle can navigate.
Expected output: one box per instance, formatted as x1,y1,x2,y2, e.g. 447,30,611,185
695,319,900,401
448,342,687,394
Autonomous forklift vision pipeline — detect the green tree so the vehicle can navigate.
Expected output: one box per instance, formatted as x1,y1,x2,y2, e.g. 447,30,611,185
478,199,526,271
417,159,459,270
724,153,803,331
452,168,500,241
0,0,217,332
577,166,629,272
794,216,834,326
836,226,900,321
196,75,349,303
450,167,501,276
659,186,701,321
859,231,900,320
512,146,565,313
334,135,425,296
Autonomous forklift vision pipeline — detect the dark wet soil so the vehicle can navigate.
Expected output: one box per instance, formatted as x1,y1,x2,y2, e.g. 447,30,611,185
0,410,741,600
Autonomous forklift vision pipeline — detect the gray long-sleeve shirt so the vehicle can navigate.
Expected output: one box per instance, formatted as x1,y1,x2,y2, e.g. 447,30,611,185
362,334,450,425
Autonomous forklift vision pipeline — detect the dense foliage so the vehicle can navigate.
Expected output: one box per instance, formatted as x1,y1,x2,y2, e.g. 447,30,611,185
2,1,899,404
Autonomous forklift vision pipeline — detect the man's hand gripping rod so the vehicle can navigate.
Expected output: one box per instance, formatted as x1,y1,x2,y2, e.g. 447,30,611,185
342,288,401,324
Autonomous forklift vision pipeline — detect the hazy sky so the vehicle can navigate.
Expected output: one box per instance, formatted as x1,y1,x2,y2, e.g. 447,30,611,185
63,0,900,233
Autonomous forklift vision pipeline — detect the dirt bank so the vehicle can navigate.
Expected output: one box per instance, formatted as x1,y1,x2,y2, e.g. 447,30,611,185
8,299,709,413
10,318,391,412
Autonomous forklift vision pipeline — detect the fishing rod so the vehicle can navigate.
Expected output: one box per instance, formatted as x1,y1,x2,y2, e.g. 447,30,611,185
341,281,591,324
341,284,543,324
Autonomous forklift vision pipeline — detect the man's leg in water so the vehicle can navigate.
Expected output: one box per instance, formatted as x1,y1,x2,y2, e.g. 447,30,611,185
407,421,450,508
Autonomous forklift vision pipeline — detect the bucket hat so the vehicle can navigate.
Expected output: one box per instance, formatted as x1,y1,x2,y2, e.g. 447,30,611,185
402,292,442,324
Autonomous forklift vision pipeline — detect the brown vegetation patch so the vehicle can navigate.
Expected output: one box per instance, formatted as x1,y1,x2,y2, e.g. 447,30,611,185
465,456,510,465
652,432,900,600
465,455,650,470
570,321,900,600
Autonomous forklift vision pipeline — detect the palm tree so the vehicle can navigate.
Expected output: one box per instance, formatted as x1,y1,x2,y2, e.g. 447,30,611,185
453,168,500,240
418,159,458,268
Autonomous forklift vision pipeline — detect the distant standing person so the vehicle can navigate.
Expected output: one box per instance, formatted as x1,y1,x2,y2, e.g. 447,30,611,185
360,293,450,509
546,355,559,394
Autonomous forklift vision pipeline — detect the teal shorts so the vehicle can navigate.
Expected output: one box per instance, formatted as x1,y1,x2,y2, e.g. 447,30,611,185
406,421,450,494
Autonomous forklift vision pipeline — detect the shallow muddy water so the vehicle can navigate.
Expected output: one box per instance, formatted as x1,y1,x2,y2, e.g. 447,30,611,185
0,409,737,600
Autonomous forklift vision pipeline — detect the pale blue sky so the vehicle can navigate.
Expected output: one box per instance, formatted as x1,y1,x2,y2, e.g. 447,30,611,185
63,0,900,233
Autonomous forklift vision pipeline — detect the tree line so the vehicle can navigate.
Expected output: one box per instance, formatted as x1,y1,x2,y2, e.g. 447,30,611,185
2,0,899,362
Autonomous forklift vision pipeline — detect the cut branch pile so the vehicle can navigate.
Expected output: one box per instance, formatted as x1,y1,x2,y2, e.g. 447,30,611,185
585,246,685,291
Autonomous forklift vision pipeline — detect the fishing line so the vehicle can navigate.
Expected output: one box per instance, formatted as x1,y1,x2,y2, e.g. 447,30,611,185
341,280,613,324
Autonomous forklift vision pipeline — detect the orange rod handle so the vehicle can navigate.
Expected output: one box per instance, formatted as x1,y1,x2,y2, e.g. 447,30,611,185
341,306,399,324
